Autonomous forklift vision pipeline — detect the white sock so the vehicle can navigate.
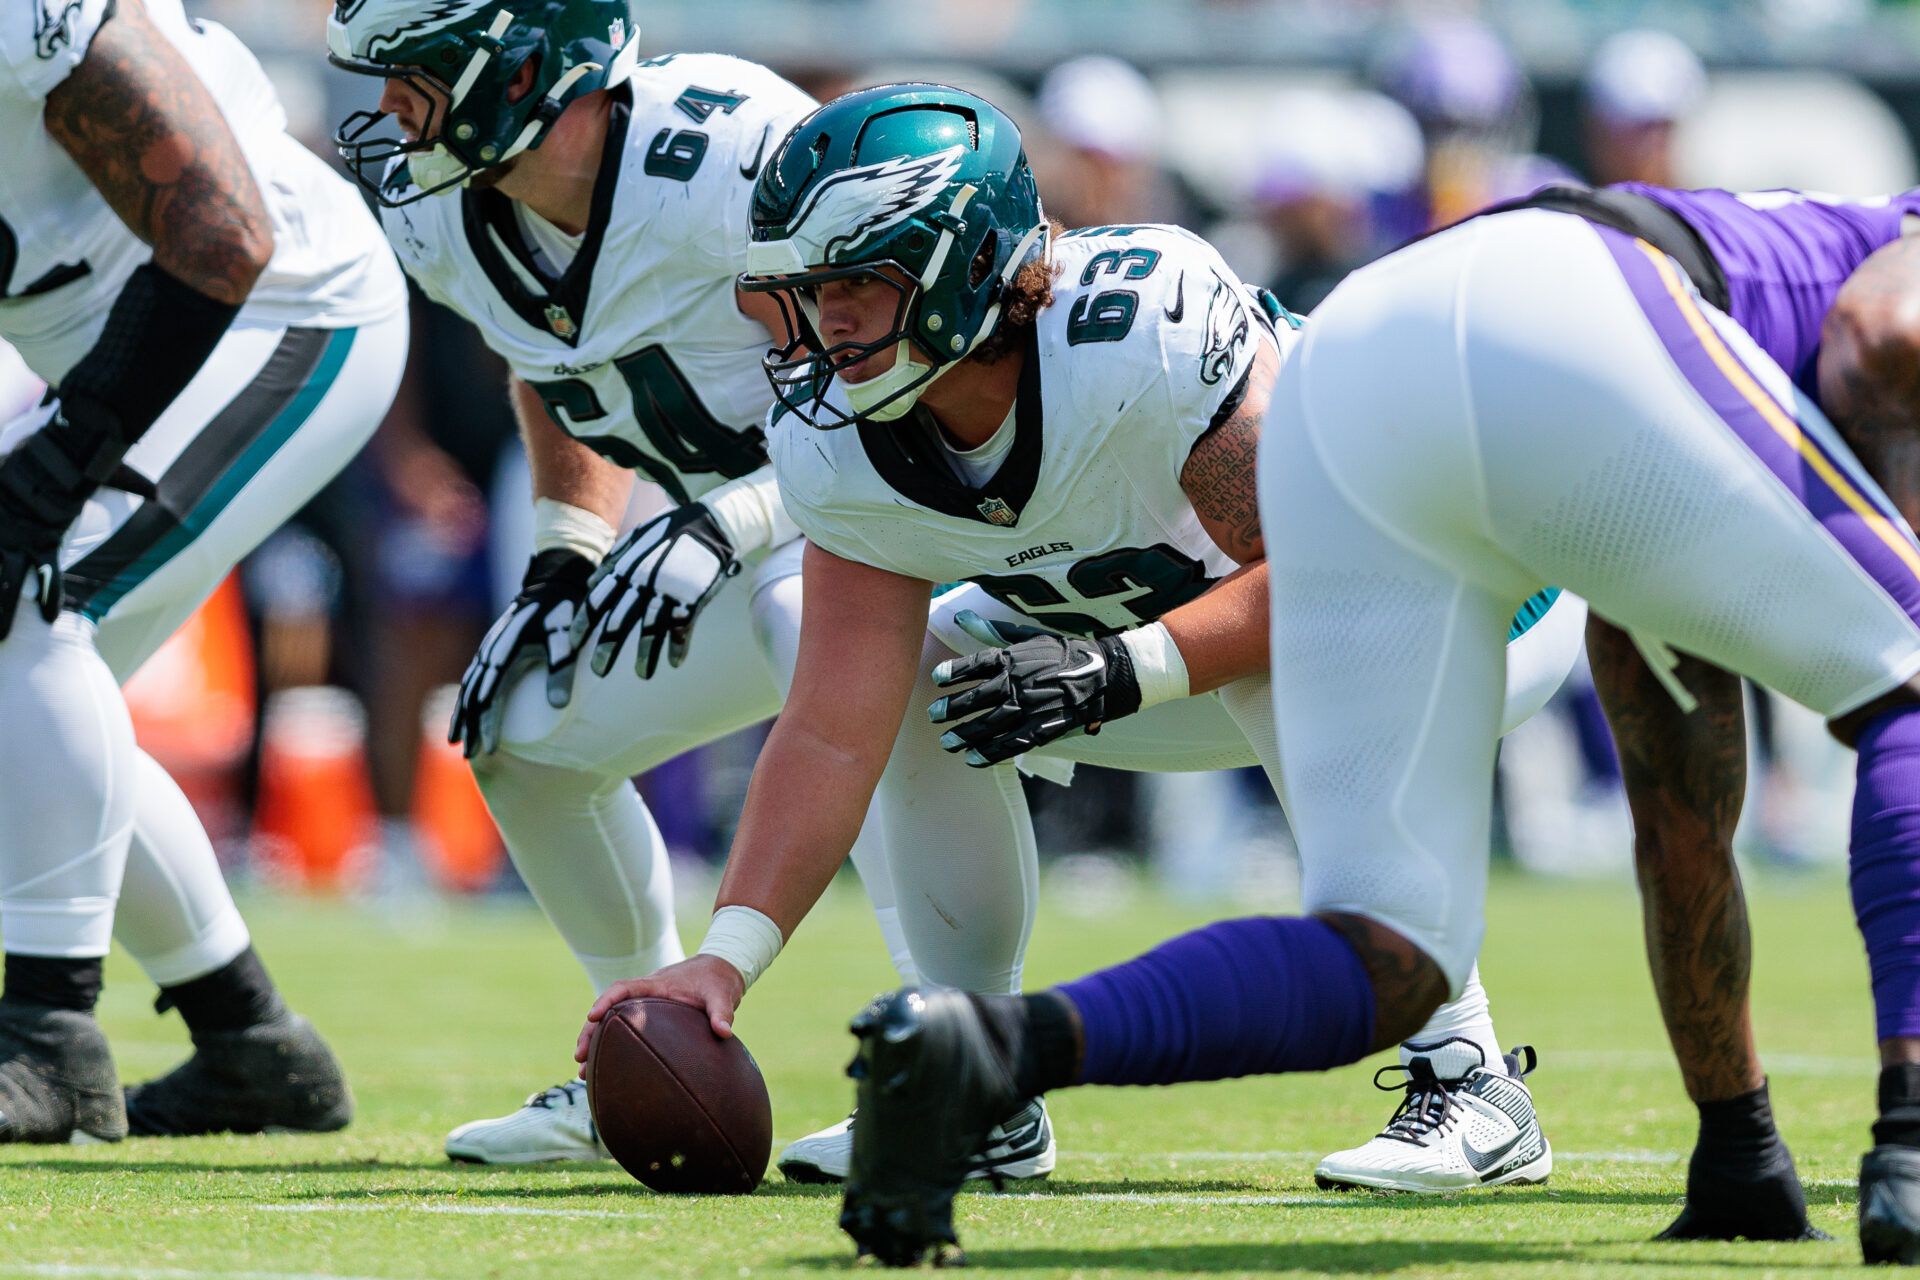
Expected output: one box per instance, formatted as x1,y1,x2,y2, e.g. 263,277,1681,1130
1401,962,1505,1077
0,610,135,958
472,752,683,995
113,750,251,985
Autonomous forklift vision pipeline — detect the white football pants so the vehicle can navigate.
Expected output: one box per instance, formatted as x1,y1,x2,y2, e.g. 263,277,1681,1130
0,311,407,975
1262,207,1920,992
473,536,1039,996
917,580,1584,1068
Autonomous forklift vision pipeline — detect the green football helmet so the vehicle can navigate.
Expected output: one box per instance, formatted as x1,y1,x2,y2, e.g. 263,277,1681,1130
739,83,1049,429
327,0,634,205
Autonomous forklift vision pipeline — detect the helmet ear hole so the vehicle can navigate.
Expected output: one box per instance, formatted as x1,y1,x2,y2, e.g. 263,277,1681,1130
968,232,998,289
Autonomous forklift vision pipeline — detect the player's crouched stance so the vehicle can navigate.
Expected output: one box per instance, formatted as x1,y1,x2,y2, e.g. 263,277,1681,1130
842,198,1920,1261
0,0,405,1140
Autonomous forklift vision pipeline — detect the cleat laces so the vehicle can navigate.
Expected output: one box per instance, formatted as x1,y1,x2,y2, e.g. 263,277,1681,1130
1372,1059,1461,1145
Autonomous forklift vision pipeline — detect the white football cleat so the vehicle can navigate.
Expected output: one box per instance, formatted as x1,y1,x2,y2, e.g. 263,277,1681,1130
445,1079,610,1164
1315,1038,1552,1193
778,1097,1056,1184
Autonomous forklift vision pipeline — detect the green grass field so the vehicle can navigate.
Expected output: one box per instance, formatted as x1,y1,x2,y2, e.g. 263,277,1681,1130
0,866,1891,1278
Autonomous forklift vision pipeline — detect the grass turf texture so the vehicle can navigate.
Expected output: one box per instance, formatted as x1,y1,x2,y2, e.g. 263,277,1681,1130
0,868,1886,1278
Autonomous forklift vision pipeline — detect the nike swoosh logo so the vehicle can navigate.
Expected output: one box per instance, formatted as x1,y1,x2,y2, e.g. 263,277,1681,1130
1057,655,1104,679
1462,1129,1523,1173
740,126,771,180
1164,273,1185,323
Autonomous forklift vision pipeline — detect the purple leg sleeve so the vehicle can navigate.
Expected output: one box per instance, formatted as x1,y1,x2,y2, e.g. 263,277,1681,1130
1058,915,1376,1086
1851,707,1920,1042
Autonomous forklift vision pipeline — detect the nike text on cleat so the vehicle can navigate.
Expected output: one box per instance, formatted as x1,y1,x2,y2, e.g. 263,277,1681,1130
780,1099,1054,1185
445,1079,610,1164
1862,1145,1920,1263
1314,1039,1552,1193
840,989,1026,1266
0,1000,126,1144
124,1013,351,1136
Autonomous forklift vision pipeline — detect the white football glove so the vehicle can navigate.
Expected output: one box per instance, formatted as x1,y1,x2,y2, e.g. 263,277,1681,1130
570,503,740,679
449,549,594,758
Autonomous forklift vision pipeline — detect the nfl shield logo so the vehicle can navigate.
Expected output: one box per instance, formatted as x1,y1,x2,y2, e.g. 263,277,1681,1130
978,496,1017,527
545,305,577,339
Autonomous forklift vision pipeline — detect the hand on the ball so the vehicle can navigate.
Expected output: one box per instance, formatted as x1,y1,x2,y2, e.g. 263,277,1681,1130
576,954,747,1068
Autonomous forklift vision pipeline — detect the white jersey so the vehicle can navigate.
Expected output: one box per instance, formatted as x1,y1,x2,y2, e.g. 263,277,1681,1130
0,0,404,385
384,50,814,504
775,225,1291,636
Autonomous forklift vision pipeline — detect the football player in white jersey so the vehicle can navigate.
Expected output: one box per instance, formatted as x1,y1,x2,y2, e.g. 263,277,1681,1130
577,84,1581,1194
0,0,407,1141
327,1,1065,1178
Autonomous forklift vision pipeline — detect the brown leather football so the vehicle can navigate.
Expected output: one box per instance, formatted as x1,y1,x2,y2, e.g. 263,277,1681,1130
585,997,772,1194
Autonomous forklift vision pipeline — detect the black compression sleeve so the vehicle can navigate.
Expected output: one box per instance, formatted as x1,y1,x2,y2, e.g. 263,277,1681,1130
57,261,242,456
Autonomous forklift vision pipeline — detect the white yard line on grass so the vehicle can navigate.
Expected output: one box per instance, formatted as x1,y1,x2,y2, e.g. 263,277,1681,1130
996,1192,1352,1207
253,1202,649,1220
4,1266,391,1280
1063,1149,1684,1164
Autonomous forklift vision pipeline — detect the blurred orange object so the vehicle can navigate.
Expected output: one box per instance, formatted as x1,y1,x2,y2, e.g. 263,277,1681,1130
124,574,256,847
252,686,379,891
411,685,505,893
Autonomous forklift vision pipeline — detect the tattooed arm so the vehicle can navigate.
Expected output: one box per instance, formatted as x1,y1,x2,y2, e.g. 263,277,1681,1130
42,0,271,304
1157,337,1280,695
1587,617,1763,1102
1180,336,1277,565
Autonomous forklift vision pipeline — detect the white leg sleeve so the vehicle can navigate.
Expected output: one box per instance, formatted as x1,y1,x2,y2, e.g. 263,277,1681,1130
478,557,788,995
873,632,1039,995
748,544,919,986
112,750,250,985
0,610,135,958
471,751,684,994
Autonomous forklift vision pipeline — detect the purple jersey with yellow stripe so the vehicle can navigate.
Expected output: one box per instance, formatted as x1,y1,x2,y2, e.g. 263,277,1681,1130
1622,184,1920,401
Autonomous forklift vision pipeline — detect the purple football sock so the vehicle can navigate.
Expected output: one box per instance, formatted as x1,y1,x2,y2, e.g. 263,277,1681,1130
1057,915,1375,1086
1851,706,1920,1042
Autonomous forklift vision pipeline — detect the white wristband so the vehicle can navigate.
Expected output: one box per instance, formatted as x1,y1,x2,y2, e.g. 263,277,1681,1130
696,904,785,991
532,497,617,561
1119,622,1190,712
701,465,801,555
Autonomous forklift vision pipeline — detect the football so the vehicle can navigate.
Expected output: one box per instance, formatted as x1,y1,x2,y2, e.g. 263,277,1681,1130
585,997,773,1194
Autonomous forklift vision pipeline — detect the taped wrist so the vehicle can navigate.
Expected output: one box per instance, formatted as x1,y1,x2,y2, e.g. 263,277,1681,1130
1117,622,1189,711
58,262,242,458
696,905,784,991
700,465,796,555
531,497,617,562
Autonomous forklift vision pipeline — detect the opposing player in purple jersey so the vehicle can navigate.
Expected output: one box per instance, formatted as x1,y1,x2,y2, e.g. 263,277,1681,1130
837,184,1920,1265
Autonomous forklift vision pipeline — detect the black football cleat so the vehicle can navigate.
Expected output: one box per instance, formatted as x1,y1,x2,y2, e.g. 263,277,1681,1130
124,1013,352,1136
840,989,1023,1267
1862,1146,1920,1264
0,1000,126,1143
1655,1126,1828,1242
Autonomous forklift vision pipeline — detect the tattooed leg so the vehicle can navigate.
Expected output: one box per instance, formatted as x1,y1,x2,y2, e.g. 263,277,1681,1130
1589,618,1823,1242
1587,619,1758,1103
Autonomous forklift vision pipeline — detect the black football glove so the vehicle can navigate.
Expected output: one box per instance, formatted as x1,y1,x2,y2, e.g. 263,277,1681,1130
449,548,596,758
929,610,1142,767
569,502,740,680
0,403,123,641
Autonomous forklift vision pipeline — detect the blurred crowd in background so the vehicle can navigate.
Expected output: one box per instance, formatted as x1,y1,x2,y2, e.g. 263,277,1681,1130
11,0,1909,900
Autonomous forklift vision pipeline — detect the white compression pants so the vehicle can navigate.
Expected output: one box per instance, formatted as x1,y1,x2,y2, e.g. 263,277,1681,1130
1263,207,1920,993
915,581,1586,1059
476,537,1040,996
0,313,407,971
